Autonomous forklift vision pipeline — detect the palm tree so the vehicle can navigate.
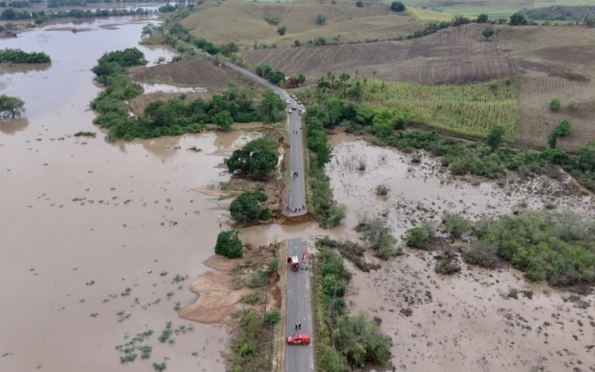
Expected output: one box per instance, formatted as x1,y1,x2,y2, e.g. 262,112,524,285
338,73,350,98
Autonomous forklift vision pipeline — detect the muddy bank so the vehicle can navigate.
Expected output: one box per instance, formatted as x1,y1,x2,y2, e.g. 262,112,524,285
326,138,595,372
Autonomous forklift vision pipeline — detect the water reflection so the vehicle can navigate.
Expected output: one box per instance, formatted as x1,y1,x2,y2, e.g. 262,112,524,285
0,64,52,76
0,117,29,135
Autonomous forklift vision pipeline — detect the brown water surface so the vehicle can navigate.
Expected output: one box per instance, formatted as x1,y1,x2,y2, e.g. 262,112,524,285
0,17,256,372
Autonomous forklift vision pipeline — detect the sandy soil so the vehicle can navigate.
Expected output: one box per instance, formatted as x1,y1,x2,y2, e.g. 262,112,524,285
325,136,595,372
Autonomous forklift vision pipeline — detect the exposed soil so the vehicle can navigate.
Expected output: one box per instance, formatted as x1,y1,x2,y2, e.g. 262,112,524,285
244,24,517,85
131,58,253,91
326,136,595,372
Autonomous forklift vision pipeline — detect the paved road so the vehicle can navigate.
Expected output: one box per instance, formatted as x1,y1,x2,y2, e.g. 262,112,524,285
285,238,314,372
222,61,307,217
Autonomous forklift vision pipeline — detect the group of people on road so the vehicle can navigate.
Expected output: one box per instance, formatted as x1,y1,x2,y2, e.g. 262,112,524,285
294,322,302,330
286,205,305,214
292,171,300,177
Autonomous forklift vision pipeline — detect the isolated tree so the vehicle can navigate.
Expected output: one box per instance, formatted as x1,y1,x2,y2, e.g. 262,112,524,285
482,27,495,41
294,40,301,47
550,98,561,111
486,125,505,151
553,120,572,137
141,23,158,39
316,14,326,25
297,73,306,86
0,95,25,119
214,230,243,259
230,191,268,223
214,110,233,131
390,1,405,12
355,0,364,7
277,25,287,35
586,16,595,28
255,62,272,78
477,13,488,23
509,11,528,26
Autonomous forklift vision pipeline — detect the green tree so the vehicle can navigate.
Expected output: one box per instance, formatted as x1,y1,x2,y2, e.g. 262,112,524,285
316,14,326,25
587,16,595,28
243,138,278,153
297,73,306,86
294,40,301,47
249,150,277,178
214,230,243,259
553,120,571,137
477,13,488,23
277,25,287,35
486,125,505,151
338,73,350,97
390,1,405,12
482,26,494,41
509,11,528,26
355,0,363,7
214,110,233,131
255,62,272,78
550,98,561,111
230,191,269,223
0,95,25,118
226,149,251,174
259,90,285,123
452,15,471,26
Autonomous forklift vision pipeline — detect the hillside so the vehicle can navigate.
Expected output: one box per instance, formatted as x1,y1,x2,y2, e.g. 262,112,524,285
180,2,426,48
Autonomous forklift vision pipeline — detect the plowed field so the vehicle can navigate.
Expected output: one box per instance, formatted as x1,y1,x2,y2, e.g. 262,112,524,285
244,24,517,85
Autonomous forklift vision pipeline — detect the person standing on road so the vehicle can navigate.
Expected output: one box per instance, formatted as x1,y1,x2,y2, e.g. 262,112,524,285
295,323,298,330
298,323,301,330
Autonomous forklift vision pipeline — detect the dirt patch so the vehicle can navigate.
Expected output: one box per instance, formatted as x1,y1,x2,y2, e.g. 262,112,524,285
535,45,595,67
132,58,252,91
244,24,516,85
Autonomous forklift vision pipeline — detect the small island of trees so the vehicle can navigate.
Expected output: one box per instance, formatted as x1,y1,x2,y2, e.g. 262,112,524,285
0,94,25,118
0,48,51,64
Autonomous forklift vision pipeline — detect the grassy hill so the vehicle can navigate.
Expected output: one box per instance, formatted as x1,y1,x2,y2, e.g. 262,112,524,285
181,2,427,48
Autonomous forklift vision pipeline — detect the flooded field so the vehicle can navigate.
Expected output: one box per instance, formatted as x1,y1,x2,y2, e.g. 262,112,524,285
0,17,259,372
327,137,595,372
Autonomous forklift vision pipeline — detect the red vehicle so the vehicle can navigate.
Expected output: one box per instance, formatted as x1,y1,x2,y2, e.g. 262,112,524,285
288,256,300,272
286,333,311,345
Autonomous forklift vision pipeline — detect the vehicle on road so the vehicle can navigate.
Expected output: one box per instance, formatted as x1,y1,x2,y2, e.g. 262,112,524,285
288,109,292,114
288,256,300,271
298,110,302,116
292,105,297,110
287,334,310,345
286,99,290,105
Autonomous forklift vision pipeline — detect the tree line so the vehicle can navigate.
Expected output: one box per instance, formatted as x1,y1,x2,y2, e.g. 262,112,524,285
524,5,595,23
90,48,286,141
0,7,150,22
255,62,305,88
0,48,51,63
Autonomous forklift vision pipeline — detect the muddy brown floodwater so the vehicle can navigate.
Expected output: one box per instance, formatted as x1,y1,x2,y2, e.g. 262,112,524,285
0,16,263,372
326,137,595,372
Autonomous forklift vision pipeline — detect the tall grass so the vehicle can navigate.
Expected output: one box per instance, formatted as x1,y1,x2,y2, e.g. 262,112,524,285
361,78,518,139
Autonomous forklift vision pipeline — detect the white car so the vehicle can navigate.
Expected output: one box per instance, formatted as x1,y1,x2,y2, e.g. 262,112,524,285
287,109,292,114
286,99,290,105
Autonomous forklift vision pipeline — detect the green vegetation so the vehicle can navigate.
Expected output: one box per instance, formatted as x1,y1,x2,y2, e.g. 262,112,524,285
303,98,348,228
548,120,572,149
74,131,96,138
587,16,595,27
226,138,278,179
355,0,363,8
158,3,177,13
482,26,494,41
230,310,274,372
214,230,243,259
443,212,471,239
255,62,287,87
524,5,595,22
315,237,378,272
153,362,166,371
0,49,51,64
550,98,561,112
509,11,528,26
316,14,326,25
390,1,405,12
355,216,399,260
405,223,433,250
486,125,505,151
375,184,389,196
264,16,280,26
313,249,392,371
265,309,281,324
0,95,25,119
460,210,595,286
0,7,149,23
229,191,271,223
477,13,488,23
277,25,287,36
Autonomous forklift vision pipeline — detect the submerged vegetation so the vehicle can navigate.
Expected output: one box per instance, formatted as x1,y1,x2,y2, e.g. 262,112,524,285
0,95,25,119
0,48,51,64
313,249,392,371
407,210,595,287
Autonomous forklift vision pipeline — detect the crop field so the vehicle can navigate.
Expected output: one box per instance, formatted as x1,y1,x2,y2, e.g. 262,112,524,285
244,24,517,85
181,2,426,48
406,6,454,21
131,58,253,91
361,78,519,138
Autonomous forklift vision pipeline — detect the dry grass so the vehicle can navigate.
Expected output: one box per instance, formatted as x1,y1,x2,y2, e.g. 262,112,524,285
244,24,516,85
181,2,425,48
496,25,595,151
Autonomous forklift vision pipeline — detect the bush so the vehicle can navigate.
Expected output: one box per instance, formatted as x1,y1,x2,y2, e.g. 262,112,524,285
550,98,561,111
477,13,488,23
277,25,287,35
510,11,528,26
315,14,326,25
334,312,393,367
355,0,363,7
230,191,268,223
265,309,281,324
322,204,346,228
375,184,389,196
461,241,498,268
486,125,505,151
443,212,471,239
0,48,51,63
405,225,432,250
553,120,571,137
390,1,405,12
214,230,243,259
